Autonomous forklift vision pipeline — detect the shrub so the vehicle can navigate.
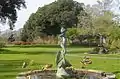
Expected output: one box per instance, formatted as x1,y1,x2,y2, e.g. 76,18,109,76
12,41,32,45
33,36,58,44
66,28,80,40
0,42,6,48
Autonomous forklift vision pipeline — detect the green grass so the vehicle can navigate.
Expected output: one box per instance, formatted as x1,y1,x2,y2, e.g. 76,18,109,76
0,45,120,79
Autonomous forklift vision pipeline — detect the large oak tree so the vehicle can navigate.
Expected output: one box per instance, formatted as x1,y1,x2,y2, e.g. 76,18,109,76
21,0,85,41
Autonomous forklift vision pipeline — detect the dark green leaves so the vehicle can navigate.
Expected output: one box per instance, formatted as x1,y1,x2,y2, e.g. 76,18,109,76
21,0,85,41
0,0,26,30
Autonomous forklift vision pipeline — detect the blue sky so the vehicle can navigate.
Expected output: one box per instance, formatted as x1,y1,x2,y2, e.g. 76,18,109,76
0,0,98,31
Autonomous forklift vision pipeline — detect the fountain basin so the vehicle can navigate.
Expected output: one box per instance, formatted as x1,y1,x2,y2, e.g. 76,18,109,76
16,69,116,79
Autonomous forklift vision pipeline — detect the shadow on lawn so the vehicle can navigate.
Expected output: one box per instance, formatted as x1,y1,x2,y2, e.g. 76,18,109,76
113,71,120,74
0,49,56,54
0,60,38,73
0,60,28,69
0,60,46,71
7,44,91,48
0,48,89,54
7,44,60,48
0,60,28,79
0,74,17,79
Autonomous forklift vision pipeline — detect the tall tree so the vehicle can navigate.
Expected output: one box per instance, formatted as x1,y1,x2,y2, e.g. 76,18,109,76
0,0,26,30
21,0,85,41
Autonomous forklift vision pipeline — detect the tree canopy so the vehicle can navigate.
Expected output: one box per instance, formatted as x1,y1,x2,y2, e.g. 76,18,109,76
0,0,26,30
21,0,85,41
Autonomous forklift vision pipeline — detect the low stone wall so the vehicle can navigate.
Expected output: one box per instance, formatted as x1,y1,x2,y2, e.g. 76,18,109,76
16,69,116,79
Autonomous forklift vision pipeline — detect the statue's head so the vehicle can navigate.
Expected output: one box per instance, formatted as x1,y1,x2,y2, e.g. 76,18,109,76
61,27,66,33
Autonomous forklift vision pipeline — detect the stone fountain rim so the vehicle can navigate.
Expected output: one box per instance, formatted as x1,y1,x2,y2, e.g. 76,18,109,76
17,69,116,79
17,69,105,76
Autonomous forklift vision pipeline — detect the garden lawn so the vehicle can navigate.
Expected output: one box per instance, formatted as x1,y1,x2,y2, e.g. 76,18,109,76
0,45,120,79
